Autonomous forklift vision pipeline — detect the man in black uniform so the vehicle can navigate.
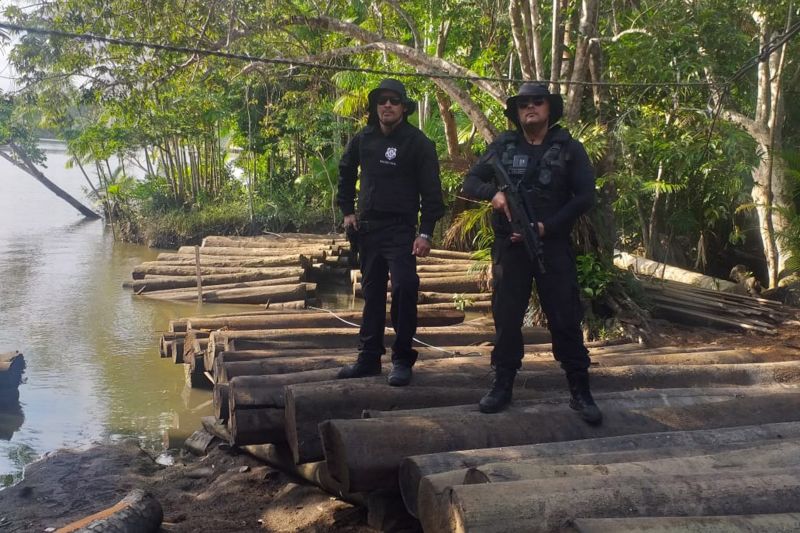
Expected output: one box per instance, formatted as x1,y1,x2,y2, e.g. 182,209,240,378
336,79,445,386
463,83,602,424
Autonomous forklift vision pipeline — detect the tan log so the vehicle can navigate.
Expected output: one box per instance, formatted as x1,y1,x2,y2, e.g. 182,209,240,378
140,278,303,300
320,388,800,493
426,249,474,260
353,275,486,297
445,467,800,533
132,264,307,279
210,326,549,355
417,291,491,304
420,440,800,532
181,331,210,365
564,514,800,533
187,308,465,332
126,268,305,292
614,250,739,291
158,332,184,358
416,256,475,265
140,283,309,304
418,301,492,311
202,234,342,247
409,421,800,521
177,245,329,257
417,264,481,273
140,255,313,269
264,300,307,309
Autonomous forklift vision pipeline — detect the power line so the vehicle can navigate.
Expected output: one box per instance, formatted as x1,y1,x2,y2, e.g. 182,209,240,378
0,20,723,89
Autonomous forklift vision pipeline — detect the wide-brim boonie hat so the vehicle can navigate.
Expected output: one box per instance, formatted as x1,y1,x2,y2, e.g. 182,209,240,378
367,78,417,125
504,83,563,125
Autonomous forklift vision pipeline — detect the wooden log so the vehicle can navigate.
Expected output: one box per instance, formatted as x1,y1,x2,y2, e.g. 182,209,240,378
614,251,739,291
187,308,464,332
564,514,800,533
421,441,800,532
353,275,486,297
242,443,363,504
284,359,800,464
444,467,800,533
418,301,492,312
417,291,492,304
264,300,307,309
139,279,305,300
181,332,209,365
177,245,330,257
126,268,306,292
202,235,341,248
417,264,480,274
426,249,473,260
141,283,309,304
285,379,551,464
210,326,549,356
228,407,286,445
320,388,800,493
141,255,313,268
213,383,229,422
132,264,306,279
410,421,800,521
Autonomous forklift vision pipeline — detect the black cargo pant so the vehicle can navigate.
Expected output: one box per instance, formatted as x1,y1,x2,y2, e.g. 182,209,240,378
491,236,590,373
357,221,420,365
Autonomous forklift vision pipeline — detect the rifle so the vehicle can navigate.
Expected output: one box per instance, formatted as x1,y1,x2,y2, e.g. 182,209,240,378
487,152,547,273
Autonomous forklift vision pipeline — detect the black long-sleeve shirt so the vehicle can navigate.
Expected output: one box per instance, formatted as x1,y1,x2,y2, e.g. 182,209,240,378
337,121,445,236
463,126,595,239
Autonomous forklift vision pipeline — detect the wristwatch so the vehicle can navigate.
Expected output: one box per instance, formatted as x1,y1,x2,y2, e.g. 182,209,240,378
418,233,432,242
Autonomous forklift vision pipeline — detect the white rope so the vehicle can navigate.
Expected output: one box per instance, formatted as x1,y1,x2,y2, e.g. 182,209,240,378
307,305,458,356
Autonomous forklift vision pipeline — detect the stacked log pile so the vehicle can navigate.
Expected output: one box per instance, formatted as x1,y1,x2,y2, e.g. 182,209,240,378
641,277,789,333
127,233,351,306
350,249,492,312
141,233,800,530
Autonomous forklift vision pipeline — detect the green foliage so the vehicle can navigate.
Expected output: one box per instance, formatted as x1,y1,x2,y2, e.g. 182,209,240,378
576,253,614,299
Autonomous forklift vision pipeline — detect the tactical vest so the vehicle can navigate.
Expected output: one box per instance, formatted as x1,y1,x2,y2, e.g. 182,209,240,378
497,128,572,228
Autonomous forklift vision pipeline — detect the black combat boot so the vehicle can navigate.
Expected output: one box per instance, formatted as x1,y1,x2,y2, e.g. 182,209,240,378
387,362,413,386
566,371,603,425
337,356,381,379
479,366,517,413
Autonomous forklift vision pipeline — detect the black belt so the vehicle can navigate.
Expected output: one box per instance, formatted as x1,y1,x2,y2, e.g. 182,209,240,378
358,217,408,233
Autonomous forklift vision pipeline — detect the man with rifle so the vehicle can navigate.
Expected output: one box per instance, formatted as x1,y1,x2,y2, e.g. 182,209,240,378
463,83,601,423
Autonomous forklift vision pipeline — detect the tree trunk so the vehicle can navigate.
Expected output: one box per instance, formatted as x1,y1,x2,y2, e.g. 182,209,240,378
565,0,599,123
0,145,100,219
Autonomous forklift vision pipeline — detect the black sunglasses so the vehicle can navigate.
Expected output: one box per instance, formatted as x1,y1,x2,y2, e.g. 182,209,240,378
517,97,546,108
376,95,403,106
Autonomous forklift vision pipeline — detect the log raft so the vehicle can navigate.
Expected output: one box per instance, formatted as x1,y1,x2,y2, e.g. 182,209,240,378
143,234,800,530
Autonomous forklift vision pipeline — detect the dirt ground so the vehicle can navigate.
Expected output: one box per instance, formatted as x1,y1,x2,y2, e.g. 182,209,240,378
1,316,798,533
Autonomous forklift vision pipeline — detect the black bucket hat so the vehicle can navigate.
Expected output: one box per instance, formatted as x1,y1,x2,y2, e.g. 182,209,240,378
367,79,417,125
504,83,564,126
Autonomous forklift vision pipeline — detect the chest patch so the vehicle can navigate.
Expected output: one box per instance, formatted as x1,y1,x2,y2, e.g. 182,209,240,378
385,147,398,160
